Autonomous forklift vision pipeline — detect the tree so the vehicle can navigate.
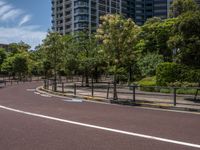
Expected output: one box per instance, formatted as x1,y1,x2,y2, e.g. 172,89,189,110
61,34,79,77
0,48,7,72
137,52,164,77
1,56,13,77
137,17,176,61
12,53,29,80
96,14,140,100
74,32,104,86
168,11,200,68
8,41,31,55
170,0,199,17
41,32,64,91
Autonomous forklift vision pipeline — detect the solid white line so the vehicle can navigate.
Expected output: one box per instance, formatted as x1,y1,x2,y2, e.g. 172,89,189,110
0,105,200,148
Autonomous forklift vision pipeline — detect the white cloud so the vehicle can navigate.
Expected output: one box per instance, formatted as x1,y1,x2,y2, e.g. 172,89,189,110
0,0,5,6
0,9,23,21
18,15,32,26
0,26,47,49
0,1,47,49
0,5,13,17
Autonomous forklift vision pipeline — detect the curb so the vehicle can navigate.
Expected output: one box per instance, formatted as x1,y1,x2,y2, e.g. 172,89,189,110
36,86,110,103
36,87,200,113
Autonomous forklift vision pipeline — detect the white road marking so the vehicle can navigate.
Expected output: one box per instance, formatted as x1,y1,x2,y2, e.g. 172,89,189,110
26,89,36,92
34,92,41,95
0,105,200,149
40,94,52,98
63,99,83,103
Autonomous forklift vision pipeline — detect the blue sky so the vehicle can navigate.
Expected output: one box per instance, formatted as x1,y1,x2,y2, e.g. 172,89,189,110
0,0,51,49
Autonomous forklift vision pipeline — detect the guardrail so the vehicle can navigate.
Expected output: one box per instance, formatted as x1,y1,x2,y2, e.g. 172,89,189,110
43,79,200,107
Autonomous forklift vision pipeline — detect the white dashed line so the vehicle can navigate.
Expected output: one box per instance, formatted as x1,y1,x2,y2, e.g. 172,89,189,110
63,99,83,103
26,89,36,92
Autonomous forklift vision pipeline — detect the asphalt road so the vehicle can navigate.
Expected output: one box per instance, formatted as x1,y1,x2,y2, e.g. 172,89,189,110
0,82,200,150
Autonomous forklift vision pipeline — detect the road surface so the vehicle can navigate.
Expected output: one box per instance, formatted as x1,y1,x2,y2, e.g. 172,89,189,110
0,82,200,150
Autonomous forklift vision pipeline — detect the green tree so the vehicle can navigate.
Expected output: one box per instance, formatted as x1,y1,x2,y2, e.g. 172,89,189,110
61,34,79,77
0,48,7,72
8,41,31,55
170,0,199,17
12,53,29,80
1,56,14,76
168,11,200,68
137,52,164,77
96,14,140,99
75,32,104,86
137,17,176,61
41,32,64,91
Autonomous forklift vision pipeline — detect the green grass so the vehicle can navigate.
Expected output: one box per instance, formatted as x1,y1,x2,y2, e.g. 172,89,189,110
137,77,198,95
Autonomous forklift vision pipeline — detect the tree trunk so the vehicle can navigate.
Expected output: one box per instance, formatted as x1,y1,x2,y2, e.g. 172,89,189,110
128,65,132,84
85,70,89,87
113,72,118,101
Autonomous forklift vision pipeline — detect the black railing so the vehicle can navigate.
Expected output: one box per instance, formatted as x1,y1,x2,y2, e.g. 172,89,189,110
43,79,200,107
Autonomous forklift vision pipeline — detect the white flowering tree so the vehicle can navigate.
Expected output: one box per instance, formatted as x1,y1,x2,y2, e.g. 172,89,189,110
96,14,140,100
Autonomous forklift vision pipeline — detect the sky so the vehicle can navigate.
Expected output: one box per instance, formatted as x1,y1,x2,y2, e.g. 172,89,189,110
0,0,51,49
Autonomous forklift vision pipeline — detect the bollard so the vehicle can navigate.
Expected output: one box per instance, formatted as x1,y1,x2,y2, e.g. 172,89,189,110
106,83,110,99
62,82,64,93
133,86,136,102
74,83,76,96
43,80,46,89
47,80,49,90
91,77,94,97
173,88,177,106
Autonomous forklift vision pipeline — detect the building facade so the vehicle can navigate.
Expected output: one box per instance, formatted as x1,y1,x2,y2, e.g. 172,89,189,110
52,0,127,34
0,44,9,51
124,0,172,25
195,0,200,5
52,0,172,34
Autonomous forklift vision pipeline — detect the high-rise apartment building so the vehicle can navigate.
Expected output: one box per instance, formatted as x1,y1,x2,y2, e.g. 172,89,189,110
51,0,173,34
196,0,200,5
52,0,126,35
124,0,172,25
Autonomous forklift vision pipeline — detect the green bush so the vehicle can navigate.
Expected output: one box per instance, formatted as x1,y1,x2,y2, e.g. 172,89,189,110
137,52,163,77
138,76,159,92
156,62,181,86
156,62,200,86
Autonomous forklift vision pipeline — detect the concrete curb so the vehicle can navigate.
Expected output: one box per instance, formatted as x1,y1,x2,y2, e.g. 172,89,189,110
36,87,200,113
36,86,110,103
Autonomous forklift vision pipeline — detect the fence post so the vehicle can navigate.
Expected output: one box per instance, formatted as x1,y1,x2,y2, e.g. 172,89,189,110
74,83,76,96
62,82,64,93
91,77,94,97
133,85,136,103
47,80,49,90
43,80,46,89
173,87,177,106
106,83,110,99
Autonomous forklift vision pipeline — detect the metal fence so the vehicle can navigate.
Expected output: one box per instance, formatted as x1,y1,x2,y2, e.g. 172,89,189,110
43,79,200,109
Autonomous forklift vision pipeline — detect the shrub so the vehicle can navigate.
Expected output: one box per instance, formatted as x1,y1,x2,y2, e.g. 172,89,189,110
156,62,181,86
156,62,200,86
138,76,159,92
137,52,163,77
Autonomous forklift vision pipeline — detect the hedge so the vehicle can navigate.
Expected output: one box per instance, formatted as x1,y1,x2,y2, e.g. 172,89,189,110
156,62,200,86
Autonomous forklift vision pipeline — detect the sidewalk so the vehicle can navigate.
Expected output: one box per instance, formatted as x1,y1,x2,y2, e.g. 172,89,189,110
40,83,200,112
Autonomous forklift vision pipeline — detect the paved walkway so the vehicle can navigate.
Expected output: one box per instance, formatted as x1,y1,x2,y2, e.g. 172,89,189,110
46,83,200,111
